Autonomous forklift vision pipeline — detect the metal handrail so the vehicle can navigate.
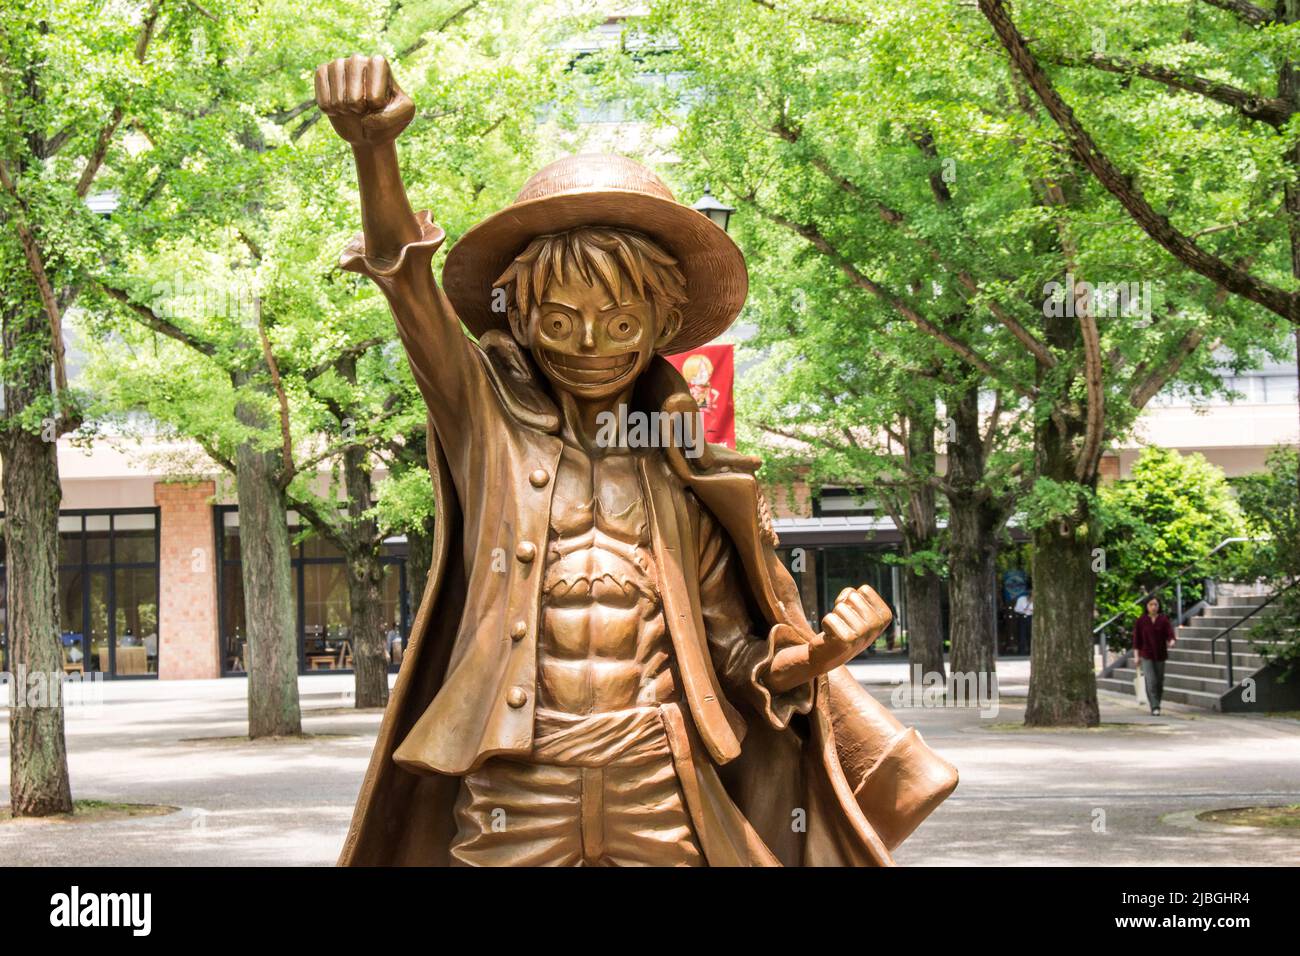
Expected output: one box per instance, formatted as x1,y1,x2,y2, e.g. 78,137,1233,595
1208,576,1300,689
1092,536,1260,668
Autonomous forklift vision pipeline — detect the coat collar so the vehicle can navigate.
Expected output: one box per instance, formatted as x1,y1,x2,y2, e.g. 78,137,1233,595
477,328,764,479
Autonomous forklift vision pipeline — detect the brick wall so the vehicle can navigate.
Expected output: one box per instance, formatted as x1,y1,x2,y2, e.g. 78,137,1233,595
1099,455,1120,484
154,481,219,679
762,471,814,519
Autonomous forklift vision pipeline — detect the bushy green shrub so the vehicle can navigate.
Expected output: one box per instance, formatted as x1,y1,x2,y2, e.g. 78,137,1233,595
1096,447,1245,647
1231,448,1300,681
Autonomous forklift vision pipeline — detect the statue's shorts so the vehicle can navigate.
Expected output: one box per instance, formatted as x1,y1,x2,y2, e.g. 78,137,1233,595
449,705,704,866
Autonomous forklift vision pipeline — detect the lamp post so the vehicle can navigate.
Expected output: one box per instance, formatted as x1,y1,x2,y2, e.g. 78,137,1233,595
692,186,734,233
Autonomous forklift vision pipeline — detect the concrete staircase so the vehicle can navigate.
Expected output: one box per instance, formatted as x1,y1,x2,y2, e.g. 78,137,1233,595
1096,596,1297,712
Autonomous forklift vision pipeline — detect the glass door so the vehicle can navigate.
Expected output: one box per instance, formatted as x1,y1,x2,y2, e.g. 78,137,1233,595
87,570,111,675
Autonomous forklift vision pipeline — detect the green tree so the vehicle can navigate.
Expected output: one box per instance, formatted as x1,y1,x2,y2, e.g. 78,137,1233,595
1232,447,1300,678
0,0,225,814
613,0,1287,726
979,0,1300,425
1096,446,1246,638
83,0,579,722
733,230,1029,694
371,446,437,602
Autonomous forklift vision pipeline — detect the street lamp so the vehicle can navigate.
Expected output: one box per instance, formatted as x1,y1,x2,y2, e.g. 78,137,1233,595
692,186,734,233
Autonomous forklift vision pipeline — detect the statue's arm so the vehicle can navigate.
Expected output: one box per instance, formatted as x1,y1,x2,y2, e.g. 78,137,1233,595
316,55,483,448
764,584,891,693
697,500,893,727
696,507,816,729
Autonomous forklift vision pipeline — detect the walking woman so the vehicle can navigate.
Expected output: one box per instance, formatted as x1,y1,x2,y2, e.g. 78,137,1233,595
1133,597,1177,716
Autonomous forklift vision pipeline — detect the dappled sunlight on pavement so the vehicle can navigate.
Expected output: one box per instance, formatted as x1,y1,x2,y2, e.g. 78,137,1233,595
1,670,1297,866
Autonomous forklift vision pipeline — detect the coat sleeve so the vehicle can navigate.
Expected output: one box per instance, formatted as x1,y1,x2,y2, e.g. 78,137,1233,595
340,209,496,462
695,504,815,730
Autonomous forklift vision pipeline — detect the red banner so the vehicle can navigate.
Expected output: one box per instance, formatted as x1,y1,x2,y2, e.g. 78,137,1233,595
667,343,735,448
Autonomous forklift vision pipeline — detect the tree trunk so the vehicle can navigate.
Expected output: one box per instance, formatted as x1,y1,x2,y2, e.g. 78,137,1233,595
904,566,946,681
1027,523,1101,726
1025,418,1100,727
1277,4,1300,531
346,550,388,708
398,428,435,613
945,385,1000,703
234,406,301,738
900,402,946,682
405,516,434,609
1,301,74,815
947,502,999,701
341,441,388,709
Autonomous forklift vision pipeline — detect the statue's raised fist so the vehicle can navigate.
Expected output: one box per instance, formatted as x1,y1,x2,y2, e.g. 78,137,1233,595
314,54,414,146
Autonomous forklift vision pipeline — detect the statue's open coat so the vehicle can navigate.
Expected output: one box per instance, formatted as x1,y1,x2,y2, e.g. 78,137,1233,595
338,335,957,866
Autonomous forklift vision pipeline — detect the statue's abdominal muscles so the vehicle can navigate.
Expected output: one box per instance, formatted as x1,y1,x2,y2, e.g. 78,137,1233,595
538,445,674,715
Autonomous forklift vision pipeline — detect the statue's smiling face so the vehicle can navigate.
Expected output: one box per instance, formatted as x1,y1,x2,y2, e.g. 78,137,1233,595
494,226,687,402
528,275,671,400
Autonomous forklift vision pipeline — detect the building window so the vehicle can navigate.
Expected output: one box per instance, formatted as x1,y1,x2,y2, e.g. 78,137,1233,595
812,488,881,518
1262,374,1299,405
775,543,901,649
0,509,161,678
215,506,412,676
815,546,897,627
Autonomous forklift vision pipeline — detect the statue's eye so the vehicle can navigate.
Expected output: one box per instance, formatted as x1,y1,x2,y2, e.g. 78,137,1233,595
542,313,572,339
609,315,639,341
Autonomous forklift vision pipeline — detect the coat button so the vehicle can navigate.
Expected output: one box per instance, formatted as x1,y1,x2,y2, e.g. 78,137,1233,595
529,468,549,488
510,620,527,641
507,686,528,708
515,541,537,563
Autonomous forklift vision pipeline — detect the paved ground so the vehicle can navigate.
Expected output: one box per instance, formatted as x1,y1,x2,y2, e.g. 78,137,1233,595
1,658,1297,866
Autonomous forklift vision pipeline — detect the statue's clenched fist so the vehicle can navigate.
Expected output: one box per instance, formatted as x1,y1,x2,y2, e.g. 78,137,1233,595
767,583,893,693
315,54,414,146
821,585,892,651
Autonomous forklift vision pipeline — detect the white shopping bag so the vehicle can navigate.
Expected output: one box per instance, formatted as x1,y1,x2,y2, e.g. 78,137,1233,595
1134,665,1148,707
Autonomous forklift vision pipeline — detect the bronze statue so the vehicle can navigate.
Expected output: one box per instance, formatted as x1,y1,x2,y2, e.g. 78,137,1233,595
317,54,957,866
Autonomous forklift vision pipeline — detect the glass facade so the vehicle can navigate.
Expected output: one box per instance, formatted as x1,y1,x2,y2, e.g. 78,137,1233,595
0,509,160,678
216,506,411,676
777,543,900,649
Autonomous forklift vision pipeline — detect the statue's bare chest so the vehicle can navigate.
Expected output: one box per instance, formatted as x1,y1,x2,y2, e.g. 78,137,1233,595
548,446,650,543
543,445,658,602
537,444,669,713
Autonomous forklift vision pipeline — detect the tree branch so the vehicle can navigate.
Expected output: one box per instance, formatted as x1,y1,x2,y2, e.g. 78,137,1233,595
1198,0,1276,26
191,432,237,475
979,0,1296,322
99,282,218,356
954,271,1058,368
1075,292,1105,483
253,300,295,488
747,196,1038,398
270,3,482,139
290,494,344,549
1127,327,1208,409
302,337,384,381
982,387,1004,459
266,99,317,125
397,1,482,58
291,413,400,479
771,117,1058,368
75,0,164,198
0,158,75,429
1048,50,1292,126
42,125,73,158
908,128,954,205
749,0,867,28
